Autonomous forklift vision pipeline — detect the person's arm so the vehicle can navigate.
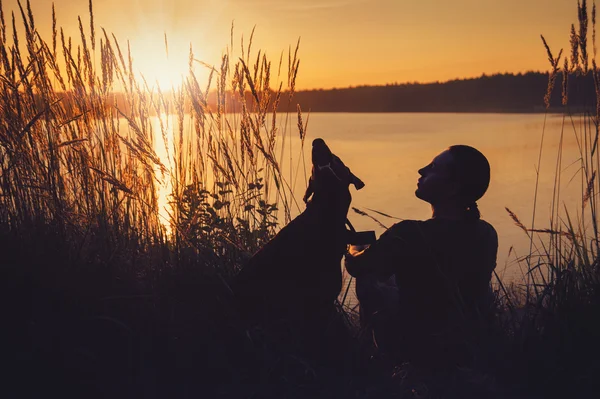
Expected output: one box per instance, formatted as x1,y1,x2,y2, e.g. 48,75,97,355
344,221,413,278
481,221,499,278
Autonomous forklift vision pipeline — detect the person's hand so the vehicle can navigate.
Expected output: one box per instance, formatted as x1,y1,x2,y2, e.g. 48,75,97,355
348,244,369,256
345,244,369,276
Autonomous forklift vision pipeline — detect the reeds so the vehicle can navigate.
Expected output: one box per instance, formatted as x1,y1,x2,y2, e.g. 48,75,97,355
0,6,321,393
0,0,305,277
541,35,563,109
495,3,600,396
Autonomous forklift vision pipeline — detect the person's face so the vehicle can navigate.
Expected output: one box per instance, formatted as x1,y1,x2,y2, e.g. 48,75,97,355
415,150,459,205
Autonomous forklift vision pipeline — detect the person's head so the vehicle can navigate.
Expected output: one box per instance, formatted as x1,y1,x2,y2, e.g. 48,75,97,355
415,145,490,220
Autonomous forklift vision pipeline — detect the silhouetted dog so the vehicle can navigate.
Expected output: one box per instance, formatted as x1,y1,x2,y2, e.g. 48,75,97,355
233,138,365,335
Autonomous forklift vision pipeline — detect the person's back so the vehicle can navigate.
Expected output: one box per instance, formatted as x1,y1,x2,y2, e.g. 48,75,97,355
390,219,497,365
401,218,496,320
354,218,497,366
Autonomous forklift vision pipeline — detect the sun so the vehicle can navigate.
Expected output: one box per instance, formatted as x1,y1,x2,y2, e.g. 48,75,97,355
137,55,188,91
128,34,211,91
127,37,187,90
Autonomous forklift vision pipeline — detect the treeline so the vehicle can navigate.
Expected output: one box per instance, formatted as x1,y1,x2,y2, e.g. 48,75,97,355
280,72,596,113
49,71,596,115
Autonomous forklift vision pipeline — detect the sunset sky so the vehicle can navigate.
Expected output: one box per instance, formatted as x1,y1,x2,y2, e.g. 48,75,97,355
4,0,582,89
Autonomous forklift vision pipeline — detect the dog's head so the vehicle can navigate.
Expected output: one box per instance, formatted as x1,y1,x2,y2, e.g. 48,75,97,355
304,138,364,208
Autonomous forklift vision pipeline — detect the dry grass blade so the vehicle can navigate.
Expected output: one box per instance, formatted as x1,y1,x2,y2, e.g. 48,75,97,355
297,104,305,142
592,124,599,157
579,0,589,73
541,35,563,109
239,58,260,105
58,111,87,128
89,166,133,195
593,59,600,119
571,24,580,73
364,207,404,220
593,2,597,57
563,59,569,105
57,138,88,148
528,228,576,239
351,207,388,230
583,170,596,206
164,32,168,58
51,3,56,58
505,207,529,234
247,25,255,64
17,101,57,141
25,0,34,32
0,1,6,44
16,1,31,41
541,34,556,66
88,0,95,51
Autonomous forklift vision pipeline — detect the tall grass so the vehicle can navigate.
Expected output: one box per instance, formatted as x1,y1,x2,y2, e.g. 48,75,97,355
498,1,600,397
0,0,306,279
0,2,318,397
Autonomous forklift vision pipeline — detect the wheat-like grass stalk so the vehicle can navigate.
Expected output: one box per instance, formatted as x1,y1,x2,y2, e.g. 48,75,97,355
352,207,388,230
571,24,580,74
505,207,529,235
88,0,95,52
563,59,570,105
296,104,305,142
583,170,597,206
593,2,597,57
579,0,589,73
541,35,563,108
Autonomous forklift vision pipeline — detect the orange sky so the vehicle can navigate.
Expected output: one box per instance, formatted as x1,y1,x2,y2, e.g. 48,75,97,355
5,0,583,89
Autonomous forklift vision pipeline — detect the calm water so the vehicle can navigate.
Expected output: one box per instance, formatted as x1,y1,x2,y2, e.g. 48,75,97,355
151,112,583,289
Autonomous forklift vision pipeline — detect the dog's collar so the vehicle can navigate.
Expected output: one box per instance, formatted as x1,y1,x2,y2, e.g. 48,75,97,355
317,162,342,181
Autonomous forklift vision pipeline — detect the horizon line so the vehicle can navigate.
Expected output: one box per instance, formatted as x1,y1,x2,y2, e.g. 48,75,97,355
296,69,558,91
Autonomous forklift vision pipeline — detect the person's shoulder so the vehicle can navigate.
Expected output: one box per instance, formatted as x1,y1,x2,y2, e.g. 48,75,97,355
475,219,498,241
384,220,421,237
389,219,421,230
476,219,497,233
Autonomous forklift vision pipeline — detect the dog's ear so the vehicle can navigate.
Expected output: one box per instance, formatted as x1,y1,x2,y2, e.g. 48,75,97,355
349,171,365,190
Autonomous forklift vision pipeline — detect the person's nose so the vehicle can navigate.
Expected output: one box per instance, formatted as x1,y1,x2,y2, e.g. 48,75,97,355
418,166,427,176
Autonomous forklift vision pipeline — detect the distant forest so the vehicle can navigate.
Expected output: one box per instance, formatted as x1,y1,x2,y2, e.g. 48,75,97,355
279,72,596,113
74,71,597,115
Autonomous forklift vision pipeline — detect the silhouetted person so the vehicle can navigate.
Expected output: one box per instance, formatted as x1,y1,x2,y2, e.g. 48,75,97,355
345,145,498,370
